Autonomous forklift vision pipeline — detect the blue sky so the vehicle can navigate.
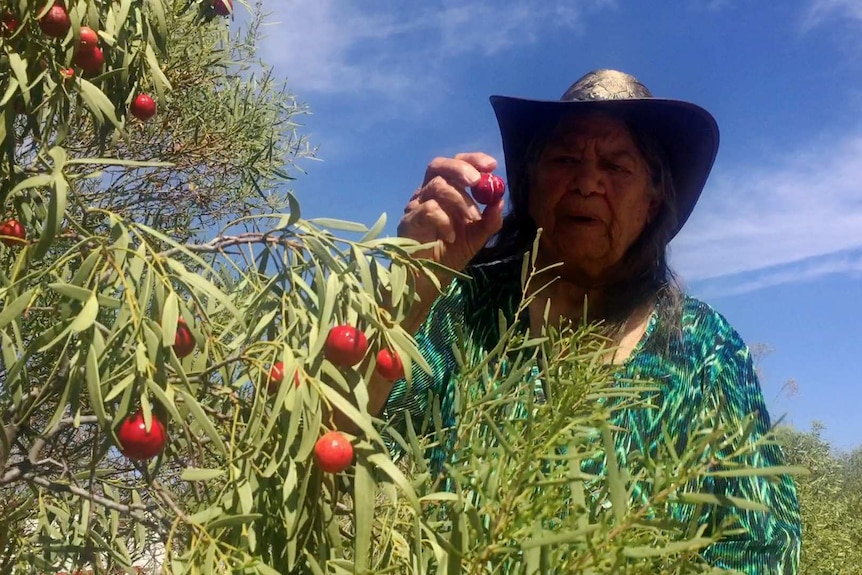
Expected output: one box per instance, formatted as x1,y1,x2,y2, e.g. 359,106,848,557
255,0,862,451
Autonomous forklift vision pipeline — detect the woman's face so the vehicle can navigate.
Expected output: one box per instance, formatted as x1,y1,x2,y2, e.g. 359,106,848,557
528,112,661,284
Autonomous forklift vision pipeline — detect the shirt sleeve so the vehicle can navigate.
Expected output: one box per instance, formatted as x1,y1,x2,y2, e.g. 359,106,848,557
699,319,802,574
382,279,466,455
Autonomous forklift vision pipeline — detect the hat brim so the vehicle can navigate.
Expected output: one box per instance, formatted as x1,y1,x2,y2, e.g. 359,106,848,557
489,95,720,240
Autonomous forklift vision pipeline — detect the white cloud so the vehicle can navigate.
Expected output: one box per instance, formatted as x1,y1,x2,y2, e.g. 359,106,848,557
258,0,614,97
684,250,862,298
671,128,862,290
802,0,862,30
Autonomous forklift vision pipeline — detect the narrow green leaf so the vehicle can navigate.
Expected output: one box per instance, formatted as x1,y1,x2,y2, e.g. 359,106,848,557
237,480,253,514
48,283,92,301
601,423,627,523
622,537,713,558
677,492,770,512
104,373,135,402
161,291,179,346
187,506,223,525
181,468,225,482
70,292,99,333
307,218,368,233
521,524,601,549
32,171,68,260
351,244,375,298
167,260,242,321
85,343,108,426
78,78,122,129
176,388,227,455
206,513,261,530
390,262,407,308
705,465,810,478
8,173,53,197
145,380,183,423
144,42,172,91
7,53,29,100
0,288,36,329
367,452,420,509
359,212,387,243
353,463,374,572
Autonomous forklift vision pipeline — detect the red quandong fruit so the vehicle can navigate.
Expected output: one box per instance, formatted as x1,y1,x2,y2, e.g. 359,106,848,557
470,172,506,205
324,325,368,367
39,4,70,39
1,12,19,37
130,94,157,121
314,431,354,473
117,411,168,461
78,26,98,49
375,348,404,381
0,219,26,247
213,0,232,16
172,317,196,358
266,361,301,394
73,45,104,75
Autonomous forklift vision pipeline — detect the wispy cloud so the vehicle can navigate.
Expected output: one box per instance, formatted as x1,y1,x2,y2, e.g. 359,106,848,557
802,0,862,30
258,1,614,97
685,249,862,298
671,127,862,291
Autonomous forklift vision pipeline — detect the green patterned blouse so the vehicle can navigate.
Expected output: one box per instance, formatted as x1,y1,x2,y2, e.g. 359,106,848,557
384,257,801,574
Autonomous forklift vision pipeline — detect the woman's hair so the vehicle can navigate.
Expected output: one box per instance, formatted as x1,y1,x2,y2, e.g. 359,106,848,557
469,115,684,344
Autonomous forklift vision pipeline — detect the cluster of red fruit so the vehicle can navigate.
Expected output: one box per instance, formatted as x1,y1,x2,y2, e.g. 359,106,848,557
115,322,401,474
261,324,404,473
29,3,159,120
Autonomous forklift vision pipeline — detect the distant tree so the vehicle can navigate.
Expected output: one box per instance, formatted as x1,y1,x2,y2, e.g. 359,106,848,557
775,423,862,574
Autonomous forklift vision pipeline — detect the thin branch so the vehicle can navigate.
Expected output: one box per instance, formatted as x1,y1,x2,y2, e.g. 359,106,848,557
20,471,165,533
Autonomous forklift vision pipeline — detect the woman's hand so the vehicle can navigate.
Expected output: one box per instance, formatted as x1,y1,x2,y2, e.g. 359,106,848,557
398,152,505,274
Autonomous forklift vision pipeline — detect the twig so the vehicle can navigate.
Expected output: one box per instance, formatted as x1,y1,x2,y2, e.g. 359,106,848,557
21,471,165,533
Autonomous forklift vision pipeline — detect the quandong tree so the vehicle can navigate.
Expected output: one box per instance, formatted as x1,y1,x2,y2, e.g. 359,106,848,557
0,1,802,573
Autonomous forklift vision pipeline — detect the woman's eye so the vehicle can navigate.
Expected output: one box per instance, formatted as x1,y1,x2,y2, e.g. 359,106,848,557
603,161,630,173
552,156,578,164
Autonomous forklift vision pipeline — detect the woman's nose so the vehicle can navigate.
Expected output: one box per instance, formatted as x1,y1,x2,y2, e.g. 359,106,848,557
570,162,605,197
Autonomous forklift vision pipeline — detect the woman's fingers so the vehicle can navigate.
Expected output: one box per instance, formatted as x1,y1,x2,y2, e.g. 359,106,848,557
400,152,504,270
399,198,456,244
422,153,498,188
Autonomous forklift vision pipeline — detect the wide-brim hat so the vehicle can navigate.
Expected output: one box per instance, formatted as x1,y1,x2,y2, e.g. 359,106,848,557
490,69,719,239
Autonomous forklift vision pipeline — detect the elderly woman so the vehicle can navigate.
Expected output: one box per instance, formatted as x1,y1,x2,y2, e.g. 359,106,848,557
365,69,801,573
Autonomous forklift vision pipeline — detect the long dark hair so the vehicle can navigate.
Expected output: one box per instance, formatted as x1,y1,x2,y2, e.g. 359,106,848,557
469,118,684,344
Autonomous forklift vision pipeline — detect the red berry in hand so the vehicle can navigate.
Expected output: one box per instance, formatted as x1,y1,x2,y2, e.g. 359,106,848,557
1,12,19,37
78,26,98,49
172,318,196,358
470,172,506,205
74,45,104,74
130,94,157,121
324,325,368,367
375,348,404,381
39,4,71,38
0,219,26,247
117,411,168,461
314,431,353,473
213,0,232,16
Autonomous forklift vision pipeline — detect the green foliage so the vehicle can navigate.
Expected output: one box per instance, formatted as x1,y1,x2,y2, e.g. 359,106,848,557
321,255,801,575
775,424,862,574
0,1,807,573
